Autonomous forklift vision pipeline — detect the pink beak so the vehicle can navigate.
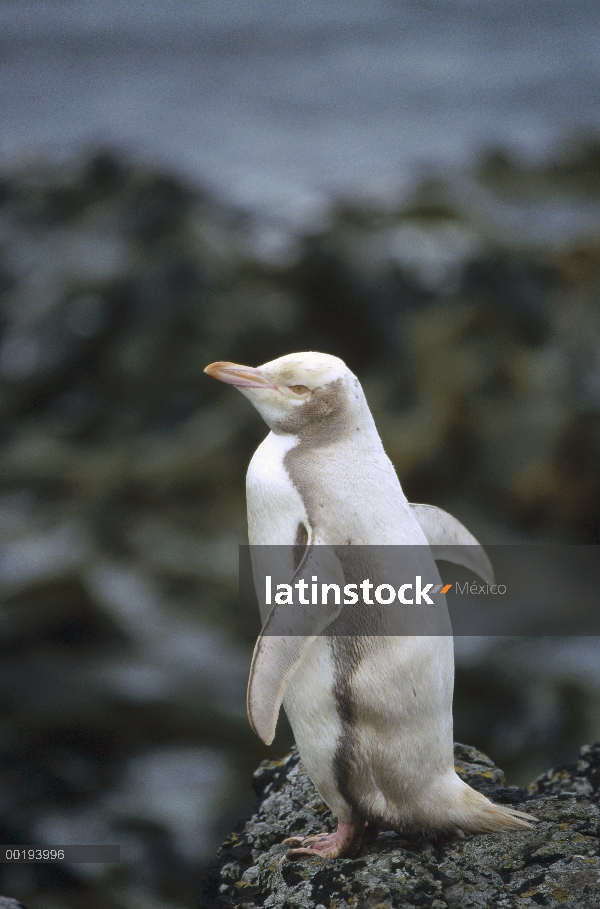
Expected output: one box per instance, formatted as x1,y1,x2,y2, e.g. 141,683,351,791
204,361,275,389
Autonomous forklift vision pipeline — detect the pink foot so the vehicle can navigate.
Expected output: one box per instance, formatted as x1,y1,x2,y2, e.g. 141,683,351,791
285,820,367,860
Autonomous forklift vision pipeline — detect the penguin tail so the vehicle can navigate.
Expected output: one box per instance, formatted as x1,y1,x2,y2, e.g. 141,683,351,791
448,779,536,834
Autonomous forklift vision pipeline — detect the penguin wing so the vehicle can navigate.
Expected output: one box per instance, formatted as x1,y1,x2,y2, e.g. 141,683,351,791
410,503,495,585
247,545,345,745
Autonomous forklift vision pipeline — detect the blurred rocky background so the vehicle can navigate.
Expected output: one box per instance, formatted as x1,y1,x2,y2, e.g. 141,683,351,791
1,2,600,908
0,140,598,909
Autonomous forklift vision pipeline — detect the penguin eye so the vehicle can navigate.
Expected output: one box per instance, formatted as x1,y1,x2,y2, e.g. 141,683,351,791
288,384,310,395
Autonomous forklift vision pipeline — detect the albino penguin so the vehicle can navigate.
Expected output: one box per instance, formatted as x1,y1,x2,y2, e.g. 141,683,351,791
205,352,533,859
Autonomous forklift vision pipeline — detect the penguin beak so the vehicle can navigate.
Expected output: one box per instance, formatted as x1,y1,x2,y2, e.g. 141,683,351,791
204,361,275,389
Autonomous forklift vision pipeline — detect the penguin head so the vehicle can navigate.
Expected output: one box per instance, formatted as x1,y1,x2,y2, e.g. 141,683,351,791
205,351,368,436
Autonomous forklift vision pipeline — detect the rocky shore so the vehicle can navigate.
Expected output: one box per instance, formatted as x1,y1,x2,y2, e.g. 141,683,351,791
201,742,600,909
0,143,599,907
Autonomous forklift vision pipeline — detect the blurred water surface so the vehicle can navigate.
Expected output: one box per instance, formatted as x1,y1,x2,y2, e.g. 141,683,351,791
1,0,600,223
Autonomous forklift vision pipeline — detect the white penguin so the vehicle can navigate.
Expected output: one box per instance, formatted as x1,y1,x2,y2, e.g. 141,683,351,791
205,352,533,859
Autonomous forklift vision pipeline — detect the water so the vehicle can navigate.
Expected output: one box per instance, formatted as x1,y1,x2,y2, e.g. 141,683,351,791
1,0,599,225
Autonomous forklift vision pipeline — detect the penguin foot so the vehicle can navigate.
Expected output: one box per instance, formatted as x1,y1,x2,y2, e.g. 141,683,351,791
284,821,366,860
282,833,328,846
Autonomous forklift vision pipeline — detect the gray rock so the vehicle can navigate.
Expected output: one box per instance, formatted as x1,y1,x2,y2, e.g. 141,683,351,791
200,743,600,909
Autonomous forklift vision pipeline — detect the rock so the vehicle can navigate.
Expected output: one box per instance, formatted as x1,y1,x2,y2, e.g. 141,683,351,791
200,743,600,909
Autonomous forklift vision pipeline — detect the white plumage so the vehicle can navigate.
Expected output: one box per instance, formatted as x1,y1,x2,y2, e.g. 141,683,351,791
205,351,533,858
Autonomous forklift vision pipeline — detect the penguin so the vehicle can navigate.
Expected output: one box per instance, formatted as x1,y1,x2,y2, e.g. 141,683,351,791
204,351,533,859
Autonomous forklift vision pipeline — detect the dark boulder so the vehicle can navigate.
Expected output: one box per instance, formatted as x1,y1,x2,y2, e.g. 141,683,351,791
200,743,600,909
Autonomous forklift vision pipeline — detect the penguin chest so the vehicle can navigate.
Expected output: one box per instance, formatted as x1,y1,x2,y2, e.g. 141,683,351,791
246,432,309,546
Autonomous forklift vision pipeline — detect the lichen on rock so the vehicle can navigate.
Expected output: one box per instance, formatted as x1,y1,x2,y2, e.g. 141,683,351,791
200,743,600,909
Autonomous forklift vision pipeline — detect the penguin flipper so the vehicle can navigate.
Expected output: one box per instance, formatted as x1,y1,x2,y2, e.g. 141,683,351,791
247,546,345,745
410,503,495,586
